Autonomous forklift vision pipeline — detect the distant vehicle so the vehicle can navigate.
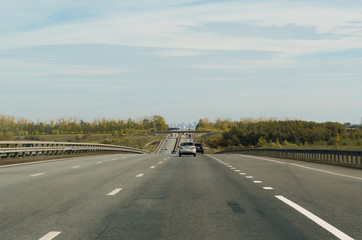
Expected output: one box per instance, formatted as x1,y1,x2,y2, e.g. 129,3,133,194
179,142,196,157
195,143,204,154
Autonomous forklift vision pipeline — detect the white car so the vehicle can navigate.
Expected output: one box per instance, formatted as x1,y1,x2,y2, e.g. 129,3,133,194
179,142,196,157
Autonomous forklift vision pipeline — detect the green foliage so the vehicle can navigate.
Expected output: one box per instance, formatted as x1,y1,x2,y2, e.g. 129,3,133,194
75,134,83,141
256,137,267,148
0,115,169,136
197,118,362,149
196,118,235,131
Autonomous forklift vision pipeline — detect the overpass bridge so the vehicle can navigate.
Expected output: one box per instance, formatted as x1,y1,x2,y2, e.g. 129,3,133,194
142,130,213,134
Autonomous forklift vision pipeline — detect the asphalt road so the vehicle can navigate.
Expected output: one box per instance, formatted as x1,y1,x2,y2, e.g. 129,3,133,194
0,141,361,239
157,134,178,154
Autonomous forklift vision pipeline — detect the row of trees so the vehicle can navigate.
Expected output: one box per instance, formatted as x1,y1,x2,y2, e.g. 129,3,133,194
197,118,362,149
0,115,168,140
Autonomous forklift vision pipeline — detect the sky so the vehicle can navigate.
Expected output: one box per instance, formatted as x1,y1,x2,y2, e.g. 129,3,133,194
1,0,362,124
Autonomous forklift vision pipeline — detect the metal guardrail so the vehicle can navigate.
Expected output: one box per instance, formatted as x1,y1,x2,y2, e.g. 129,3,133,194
216,148,362,168
0,141,150,158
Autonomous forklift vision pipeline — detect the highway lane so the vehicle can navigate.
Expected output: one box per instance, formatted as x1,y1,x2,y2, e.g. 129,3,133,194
0,148,361,239
210,154,362,239
157,134,178,155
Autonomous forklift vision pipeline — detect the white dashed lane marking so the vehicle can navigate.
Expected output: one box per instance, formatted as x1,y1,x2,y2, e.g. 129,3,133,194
39,231,61,240
263,187,274,190
31,173,45,177
254,181,262,183
150,166,155,169
107,188,122,196
72,166,80,169
136,173,144,178
246,176,254,179
246,155,362,181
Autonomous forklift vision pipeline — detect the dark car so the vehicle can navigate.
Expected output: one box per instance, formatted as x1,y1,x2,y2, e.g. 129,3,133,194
195,143,204,154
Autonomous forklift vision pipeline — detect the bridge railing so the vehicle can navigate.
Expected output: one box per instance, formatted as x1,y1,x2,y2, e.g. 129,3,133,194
0,141,150,159
216,148,362,168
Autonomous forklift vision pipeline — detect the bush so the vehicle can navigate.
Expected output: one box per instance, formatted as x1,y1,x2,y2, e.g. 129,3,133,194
75,134,83,141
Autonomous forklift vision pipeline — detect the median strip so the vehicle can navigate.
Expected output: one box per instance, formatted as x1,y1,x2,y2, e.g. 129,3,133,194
275,195,354,240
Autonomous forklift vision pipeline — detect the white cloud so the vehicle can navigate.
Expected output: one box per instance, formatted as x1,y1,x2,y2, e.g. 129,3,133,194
1,0,362,58
192,57,297,70
0,59,132,79
154,49,207,57
192,77,229,82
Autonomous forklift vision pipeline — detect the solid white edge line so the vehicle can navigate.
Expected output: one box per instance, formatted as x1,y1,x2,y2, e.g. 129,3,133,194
107,188,122,196
245,155,362,181
31,173,45,177
275,195,354,240
39,231,61,240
